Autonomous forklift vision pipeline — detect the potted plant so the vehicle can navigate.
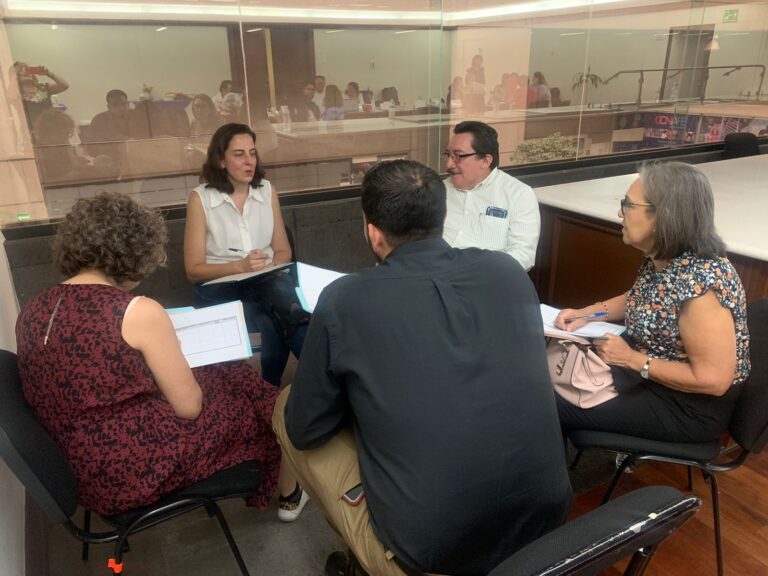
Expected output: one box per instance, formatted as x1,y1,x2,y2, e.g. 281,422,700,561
512,132,579,164
572,66,603,106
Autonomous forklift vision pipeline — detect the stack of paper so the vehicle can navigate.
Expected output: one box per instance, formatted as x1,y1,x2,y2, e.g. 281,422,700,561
540,304,625,340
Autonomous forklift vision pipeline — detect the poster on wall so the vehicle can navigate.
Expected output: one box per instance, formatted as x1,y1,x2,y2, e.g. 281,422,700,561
696,116,756,142
641,112,698,147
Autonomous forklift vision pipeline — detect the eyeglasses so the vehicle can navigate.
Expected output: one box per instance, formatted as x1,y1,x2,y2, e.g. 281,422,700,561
620,197,655,213
442,151,479,163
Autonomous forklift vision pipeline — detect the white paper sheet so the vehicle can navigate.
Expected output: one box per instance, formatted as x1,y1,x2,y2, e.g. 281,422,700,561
168,301,252,368
295,262,346,313
540,303,625,340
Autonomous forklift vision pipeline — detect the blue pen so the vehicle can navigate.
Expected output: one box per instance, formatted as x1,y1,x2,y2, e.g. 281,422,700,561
565,312,607,324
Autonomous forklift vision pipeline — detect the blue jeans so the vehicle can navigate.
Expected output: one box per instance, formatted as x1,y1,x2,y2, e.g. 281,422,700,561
193,280,307,386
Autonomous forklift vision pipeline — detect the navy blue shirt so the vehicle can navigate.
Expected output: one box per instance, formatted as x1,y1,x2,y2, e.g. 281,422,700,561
286,238,571,575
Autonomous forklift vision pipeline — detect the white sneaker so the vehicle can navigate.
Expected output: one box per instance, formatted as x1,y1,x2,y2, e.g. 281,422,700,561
278,487,310,522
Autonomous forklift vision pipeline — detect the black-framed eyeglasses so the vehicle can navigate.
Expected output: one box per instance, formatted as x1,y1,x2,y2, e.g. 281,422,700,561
620,197,655,213
442,151,479,163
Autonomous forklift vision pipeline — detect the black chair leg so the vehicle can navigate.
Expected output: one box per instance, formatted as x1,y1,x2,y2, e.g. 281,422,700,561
570,449,584,471
602,455,635,504
82,509,91,560
207,502,251,576
708,472,724,576
624,543,659,576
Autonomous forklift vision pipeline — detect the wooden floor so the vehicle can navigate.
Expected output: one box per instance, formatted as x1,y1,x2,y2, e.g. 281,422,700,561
571,448,768,576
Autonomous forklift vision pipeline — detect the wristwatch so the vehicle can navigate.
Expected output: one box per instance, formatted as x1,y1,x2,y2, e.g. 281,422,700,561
640,356,653,379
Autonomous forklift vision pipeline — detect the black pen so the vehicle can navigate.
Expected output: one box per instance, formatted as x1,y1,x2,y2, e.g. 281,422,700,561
228,247,245,253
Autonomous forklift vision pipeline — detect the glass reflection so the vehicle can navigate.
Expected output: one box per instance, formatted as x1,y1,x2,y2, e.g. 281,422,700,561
0,1,767,225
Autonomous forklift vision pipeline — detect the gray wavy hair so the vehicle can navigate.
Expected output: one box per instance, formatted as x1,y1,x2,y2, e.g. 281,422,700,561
638,161,726,260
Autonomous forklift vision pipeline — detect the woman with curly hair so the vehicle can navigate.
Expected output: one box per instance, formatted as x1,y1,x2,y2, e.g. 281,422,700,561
15,193,308,521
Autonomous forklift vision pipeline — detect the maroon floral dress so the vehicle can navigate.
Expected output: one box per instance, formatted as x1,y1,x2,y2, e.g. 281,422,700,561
16,284,280,515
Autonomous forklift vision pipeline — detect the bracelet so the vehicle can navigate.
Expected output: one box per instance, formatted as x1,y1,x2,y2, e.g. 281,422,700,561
597,301,609,315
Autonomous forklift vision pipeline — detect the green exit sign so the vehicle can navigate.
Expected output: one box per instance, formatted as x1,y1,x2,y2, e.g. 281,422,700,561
723,9,738,23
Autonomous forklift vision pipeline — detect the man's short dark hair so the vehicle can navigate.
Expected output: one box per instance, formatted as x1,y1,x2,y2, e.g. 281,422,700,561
361,160,446,247
219,79,232,92
106,89,127,106
454,120,499,170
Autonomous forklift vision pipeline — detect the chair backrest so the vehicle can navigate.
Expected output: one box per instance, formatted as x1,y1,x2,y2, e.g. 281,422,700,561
723,132,760,159
730,299,768,453
0,350,79,523
488,486,700,576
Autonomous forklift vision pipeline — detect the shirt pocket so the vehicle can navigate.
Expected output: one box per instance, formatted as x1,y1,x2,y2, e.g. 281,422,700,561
476,214,508,250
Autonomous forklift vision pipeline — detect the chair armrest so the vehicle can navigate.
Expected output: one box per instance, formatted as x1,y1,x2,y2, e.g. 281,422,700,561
488,486,700,576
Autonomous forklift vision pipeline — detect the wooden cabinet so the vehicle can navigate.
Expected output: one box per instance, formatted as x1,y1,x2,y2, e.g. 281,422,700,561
534,205,768,307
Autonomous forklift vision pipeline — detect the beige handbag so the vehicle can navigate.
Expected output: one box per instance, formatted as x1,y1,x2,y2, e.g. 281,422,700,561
546,334,617,409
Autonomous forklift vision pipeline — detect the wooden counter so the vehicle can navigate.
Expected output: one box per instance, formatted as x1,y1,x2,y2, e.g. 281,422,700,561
533,155,768,306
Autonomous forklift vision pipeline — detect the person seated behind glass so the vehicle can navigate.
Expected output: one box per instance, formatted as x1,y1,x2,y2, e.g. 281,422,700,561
321,84,345,120
190,93,224,137
344,81,364,108
84,89,147,162
378,86,400,111
212,79,232,113
289,83,320,123
184,123,308,387
218,87,245,124
555,161,750,444
33,109,117,183
528,71,551,108
15,192,308,519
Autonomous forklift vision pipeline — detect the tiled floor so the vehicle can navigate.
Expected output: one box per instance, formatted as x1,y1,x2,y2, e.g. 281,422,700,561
47,353,616,576
49,496,343,576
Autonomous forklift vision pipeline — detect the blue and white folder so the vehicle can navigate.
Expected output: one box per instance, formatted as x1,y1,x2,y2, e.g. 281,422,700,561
167,301,251,368
294,262,346,313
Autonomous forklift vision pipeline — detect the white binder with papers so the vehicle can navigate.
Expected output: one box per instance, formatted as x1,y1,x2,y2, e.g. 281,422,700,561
167,301,252,368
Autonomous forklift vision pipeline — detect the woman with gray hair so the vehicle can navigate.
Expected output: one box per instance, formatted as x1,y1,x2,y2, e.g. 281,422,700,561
554,161,750,443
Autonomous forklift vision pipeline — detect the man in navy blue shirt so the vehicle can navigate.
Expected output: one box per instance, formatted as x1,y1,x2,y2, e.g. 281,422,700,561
273,159,571,576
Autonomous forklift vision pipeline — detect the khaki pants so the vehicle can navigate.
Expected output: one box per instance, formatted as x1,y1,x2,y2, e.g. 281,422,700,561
272,386,408,576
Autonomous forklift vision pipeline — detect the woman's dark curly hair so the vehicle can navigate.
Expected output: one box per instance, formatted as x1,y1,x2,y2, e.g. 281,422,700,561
199,123,265,194
53,192,168,284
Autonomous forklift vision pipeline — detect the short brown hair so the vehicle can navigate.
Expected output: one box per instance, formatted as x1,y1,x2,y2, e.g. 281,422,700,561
53,193,168,284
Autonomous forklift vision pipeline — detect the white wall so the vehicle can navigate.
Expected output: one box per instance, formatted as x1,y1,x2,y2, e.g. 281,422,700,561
6,23,231,124
527,2,768,105
450,26,533,98
313,28,446,106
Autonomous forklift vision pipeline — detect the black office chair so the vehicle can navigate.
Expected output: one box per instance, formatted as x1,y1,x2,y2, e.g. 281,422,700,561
488,486,700,576
568,299,768,576
0,349,261,575
723,132,760,159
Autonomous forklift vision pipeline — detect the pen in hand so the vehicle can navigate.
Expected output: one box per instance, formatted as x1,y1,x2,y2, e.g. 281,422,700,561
565,312,607,324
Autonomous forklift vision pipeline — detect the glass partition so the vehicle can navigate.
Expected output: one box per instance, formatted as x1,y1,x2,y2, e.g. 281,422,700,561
1,0,767,226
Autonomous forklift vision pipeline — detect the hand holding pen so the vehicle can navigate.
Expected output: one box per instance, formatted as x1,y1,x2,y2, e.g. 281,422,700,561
230,247,272,272
554,309,607,331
